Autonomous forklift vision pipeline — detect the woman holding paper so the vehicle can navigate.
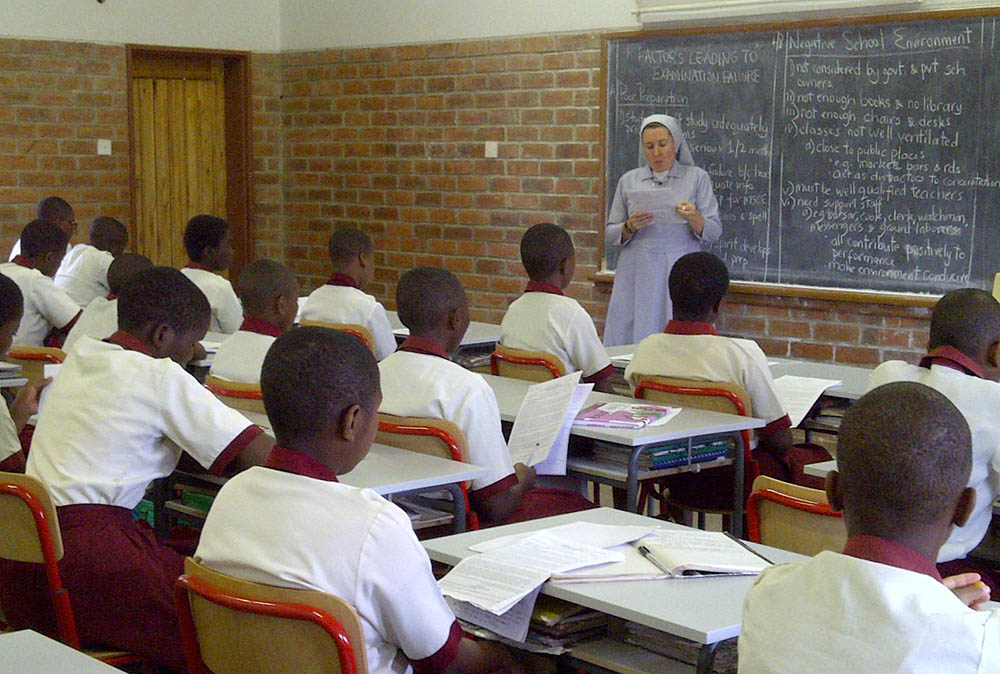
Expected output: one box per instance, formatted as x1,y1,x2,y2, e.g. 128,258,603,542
603,114,722,346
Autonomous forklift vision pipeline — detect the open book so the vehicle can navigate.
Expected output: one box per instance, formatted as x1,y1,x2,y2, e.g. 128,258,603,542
574,402,681,429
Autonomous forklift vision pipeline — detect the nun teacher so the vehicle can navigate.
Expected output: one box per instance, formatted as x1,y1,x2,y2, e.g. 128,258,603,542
603,114,722,346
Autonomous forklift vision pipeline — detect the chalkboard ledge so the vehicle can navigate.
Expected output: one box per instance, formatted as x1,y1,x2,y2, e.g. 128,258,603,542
590,272,939,308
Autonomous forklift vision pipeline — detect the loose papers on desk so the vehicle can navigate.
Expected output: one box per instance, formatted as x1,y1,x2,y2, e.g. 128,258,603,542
575,402,681,429
772,375,842,427
505,371,592,475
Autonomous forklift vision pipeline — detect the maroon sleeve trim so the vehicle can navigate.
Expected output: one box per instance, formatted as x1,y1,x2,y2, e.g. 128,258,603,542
209,425,265,476
469,473,519,503
0,450,26,473
582,363,615,384
411,619,464,674
58,310,82,334
759,414,793,438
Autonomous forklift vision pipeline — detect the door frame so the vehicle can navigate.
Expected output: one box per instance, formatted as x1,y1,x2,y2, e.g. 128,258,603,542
126,45,254,278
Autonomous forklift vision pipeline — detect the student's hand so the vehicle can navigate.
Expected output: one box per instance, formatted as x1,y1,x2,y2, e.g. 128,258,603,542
675,200,706,235
189,342,207,362
514,462,537,491
944,573,991,609
10,377,51,432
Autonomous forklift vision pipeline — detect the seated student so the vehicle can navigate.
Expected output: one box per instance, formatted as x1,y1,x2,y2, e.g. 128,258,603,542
0,275,50,472
0,266,274,671
300,226,396,360
8,195,76,262
62,253,152,353
867,288,1000,593
738,381,999,673
625,251,830,495
378,267,594,526
180,214,242,334
499,223,614,392
54,216,128,308
209,258,299,384
0,220,81,347
197,327,519,674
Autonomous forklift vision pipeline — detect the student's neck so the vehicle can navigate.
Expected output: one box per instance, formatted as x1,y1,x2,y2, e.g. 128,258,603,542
538,273,568,290
673,311,713,324
282,439,353,474
409,329,453,353
332,265,363,288
850,524,946,563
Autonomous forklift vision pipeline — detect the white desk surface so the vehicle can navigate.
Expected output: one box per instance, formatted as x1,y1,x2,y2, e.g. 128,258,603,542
422,508,802,645
387,310,501,347
803,459,837,478
191,330,230,367
240,411,487,495
0,630,123,673
481,373,763,447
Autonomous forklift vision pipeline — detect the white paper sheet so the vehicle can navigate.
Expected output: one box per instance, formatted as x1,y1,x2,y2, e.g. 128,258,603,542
42,364,61,379
772,375,842,427
626,189,687,226
470,522,656,553
199,340,221,354
533,382,593,476
506,372,584,469
609,352,633,367
446,586,541,642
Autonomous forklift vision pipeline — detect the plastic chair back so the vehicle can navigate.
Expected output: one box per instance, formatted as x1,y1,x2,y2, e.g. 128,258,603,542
298,321,374,353
746,475,846,556
490,344,567,382
204,375,266,414
5,346,65,383
176,557,368,674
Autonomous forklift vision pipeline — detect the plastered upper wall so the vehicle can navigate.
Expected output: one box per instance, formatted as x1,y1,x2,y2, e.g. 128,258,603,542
0,0,281,51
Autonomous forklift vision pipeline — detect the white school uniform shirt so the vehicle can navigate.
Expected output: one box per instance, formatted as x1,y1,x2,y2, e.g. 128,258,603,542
866,347,1000,562
8,240,72,265
195,448,462,674
53,243,113,308
0,261,80,346
499,282,613,381
300,275,396,361
739,542,1000,673
0,396,22,469
378,338,516,493
180,265,242,334
62,296,118,353
208,318,282,385
26,332,262,509
625,321,791,440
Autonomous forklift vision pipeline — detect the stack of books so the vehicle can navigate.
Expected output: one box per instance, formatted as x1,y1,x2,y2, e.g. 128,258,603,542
624,622,738,674
526,596,608,649
592,435,735,471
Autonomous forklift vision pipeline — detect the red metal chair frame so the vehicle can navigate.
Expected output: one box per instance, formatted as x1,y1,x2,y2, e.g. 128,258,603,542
490,350,563,379
6,348,64,364
204,380,263,400
174,574,359,674
338,328,372,349
745,487,843,543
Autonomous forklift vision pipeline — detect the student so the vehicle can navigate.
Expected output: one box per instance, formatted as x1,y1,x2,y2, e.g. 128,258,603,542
197,327,519,674
8,196,76,262
0,266,273,671
738,381,1000,673
499,223,614,392
867,288,1000,592
180,214,242,334
625,252,830,500
0,275,50,472
378,267,594,525
209,258,299,384
0,220,81,347
62,253,152,353
300,226,396,360
54,216,128,307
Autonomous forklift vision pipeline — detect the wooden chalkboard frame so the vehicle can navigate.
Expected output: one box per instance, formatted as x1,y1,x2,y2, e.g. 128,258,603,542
597,7,1000,308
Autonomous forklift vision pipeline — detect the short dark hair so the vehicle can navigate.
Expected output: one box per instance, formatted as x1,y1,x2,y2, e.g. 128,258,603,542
89,217,128,251
668,252,729,316
36,196,73,223
107,253,153,296
838,381,972,531
183,215,229,262
20,219,68,258
520,223,574,281
928,288,1000,359
238,259,297,315
396,267,465,334
0,273,24,325
328,227,373,268
261,326,380,444
117,266,210,335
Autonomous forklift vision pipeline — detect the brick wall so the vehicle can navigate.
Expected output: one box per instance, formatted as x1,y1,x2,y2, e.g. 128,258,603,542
250,52,285,260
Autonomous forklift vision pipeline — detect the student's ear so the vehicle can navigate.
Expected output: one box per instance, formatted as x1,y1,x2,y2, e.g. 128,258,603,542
148,323,174,355
952,487,977,528
446,306,459,332
987,341,1000,369
339,403,364,442
358,251,371,270
825,470,844,512
712,298,723,314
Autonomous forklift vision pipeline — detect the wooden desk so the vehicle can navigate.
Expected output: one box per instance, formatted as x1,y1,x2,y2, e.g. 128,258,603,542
422,508,802,674
481,373,763,536
0,630,124,673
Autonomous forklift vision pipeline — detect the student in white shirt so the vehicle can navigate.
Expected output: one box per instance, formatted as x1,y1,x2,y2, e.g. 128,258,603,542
63,253,152,353
8,195,76,262
499,223,614,391
300,226,396,360
378,267,593,526
209,259,299,384
0,219,81,347
739,381,999,674
867,288,1000,594
0,275,50,472
54,216,128,307
197,327,519,674
0,266,274,671
180,214,242,334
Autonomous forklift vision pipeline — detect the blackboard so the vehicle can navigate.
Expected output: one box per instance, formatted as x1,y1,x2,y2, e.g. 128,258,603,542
603,11,1000,296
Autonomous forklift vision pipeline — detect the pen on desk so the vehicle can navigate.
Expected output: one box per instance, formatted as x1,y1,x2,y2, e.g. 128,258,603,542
724,532,774,565
637,544,672,576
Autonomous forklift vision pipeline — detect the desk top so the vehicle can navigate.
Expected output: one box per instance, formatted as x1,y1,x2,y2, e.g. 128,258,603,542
240,411,487,495
481,373,762,447
422,507,802,645
387,310,501,347
0,630,123,673
803,459,837,479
